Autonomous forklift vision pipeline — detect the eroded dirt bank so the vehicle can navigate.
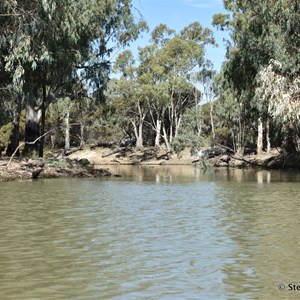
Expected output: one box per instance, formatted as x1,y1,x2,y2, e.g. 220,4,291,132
1,147,299,182
0,158,112,182
68,146,300,169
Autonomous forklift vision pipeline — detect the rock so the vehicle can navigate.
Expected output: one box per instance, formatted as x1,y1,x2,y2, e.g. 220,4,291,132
32,168,44,179
90,168,112,177
220,155,230,163
24,159,45,168
230,160,247,168
214,161,228,167
78,158,90,166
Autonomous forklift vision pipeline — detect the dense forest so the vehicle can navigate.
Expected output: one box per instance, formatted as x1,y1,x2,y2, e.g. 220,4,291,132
0,0,300,159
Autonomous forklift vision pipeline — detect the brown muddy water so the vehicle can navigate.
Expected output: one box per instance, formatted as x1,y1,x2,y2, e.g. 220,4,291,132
0,166,300,299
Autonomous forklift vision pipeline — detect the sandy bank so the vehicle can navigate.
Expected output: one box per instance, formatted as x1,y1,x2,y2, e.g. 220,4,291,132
68,146,294,169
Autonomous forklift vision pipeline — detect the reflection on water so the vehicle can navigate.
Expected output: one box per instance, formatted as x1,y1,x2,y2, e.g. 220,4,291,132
0,166,299,299
103,164,300,184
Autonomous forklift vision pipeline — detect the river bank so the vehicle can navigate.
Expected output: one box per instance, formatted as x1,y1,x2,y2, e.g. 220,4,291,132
1,147,299,182
0,158,112,182
68,146,300,169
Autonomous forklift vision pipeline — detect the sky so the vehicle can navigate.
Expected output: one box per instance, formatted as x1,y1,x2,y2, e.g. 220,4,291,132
129,0,230,72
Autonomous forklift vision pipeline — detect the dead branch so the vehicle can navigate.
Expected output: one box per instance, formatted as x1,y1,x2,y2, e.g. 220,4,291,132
0,14,22,16
102,147,126,158
6,129,54,169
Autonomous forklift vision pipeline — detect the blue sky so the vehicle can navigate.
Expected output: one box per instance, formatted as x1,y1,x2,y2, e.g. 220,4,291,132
129,0,230,71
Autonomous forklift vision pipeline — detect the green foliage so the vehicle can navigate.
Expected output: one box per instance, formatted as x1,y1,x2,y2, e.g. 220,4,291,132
214,127,231,146
0,0,146,155
0,123,11,148
0,110,25,150
106,22,214,149
212,0,300,152
216,1,300,101
212,13,231,30
0,0,146,98
172,108,208,154
0,98,11,126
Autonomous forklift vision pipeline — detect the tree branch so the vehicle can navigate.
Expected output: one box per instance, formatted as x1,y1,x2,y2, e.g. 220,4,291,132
6,129,54,169
0,14,22,17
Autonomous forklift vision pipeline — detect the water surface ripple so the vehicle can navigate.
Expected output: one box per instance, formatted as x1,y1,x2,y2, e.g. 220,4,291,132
0,167,300,299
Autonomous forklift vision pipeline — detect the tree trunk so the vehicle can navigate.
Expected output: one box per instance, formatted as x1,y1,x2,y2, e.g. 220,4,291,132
24,104,41,156
6,96,22,156
197,105,202,137
257,117,264,155
169,101,174,143
39,84,46,157
65,107,70,151
155,118,161,147
50,133,56,149
210,100,215,144
79,121,85,148
132,120,144,148
285,125,297,153
136,121,143,148
174,115,181,138
266,118,271,154
236,118,244,156
162,123,171,152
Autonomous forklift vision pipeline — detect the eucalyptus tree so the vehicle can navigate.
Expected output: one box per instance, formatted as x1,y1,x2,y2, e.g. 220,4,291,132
254,2,300,151
214,0,300,154
215,80,248,154
0,0,146,156
196,62,217,144
109,23,214,150
111,50,151,148
139,23,214,150
256,61,300,151
213,1,270,154
155,23,215,151
137,44,169,148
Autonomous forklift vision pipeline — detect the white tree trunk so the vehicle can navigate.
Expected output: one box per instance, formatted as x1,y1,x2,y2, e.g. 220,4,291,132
210,100,215,143
132,120,143,148
65,108,70,151
162,124,171,152
155,118,161,147
79,121,85,148
236,118,244,156
137,121,143,148
266,118,271,154
257,117,263,155
174,115,182,138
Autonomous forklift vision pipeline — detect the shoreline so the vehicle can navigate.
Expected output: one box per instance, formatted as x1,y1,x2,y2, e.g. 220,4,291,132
68,146,300,169
0,158,113,183
1,147,300,183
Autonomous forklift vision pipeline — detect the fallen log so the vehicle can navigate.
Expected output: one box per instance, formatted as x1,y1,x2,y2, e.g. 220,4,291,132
102,147,126,158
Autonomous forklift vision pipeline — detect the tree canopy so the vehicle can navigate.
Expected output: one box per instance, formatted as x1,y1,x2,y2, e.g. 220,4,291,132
213,0,300,153
1,0,300,159
106,22,215,149
0,0,146,155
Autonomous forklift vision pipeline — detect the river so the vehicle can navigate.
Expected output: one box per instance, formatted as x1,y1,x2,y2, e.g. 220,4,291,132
0,166,300,299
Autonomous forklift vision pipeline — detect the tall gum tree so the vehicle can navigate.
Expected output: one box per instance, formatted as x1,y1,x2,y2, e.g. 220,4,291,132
109,22,214,150
0,0,146,156
155,23,215,151
214,0,300,154
111,50,149,148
